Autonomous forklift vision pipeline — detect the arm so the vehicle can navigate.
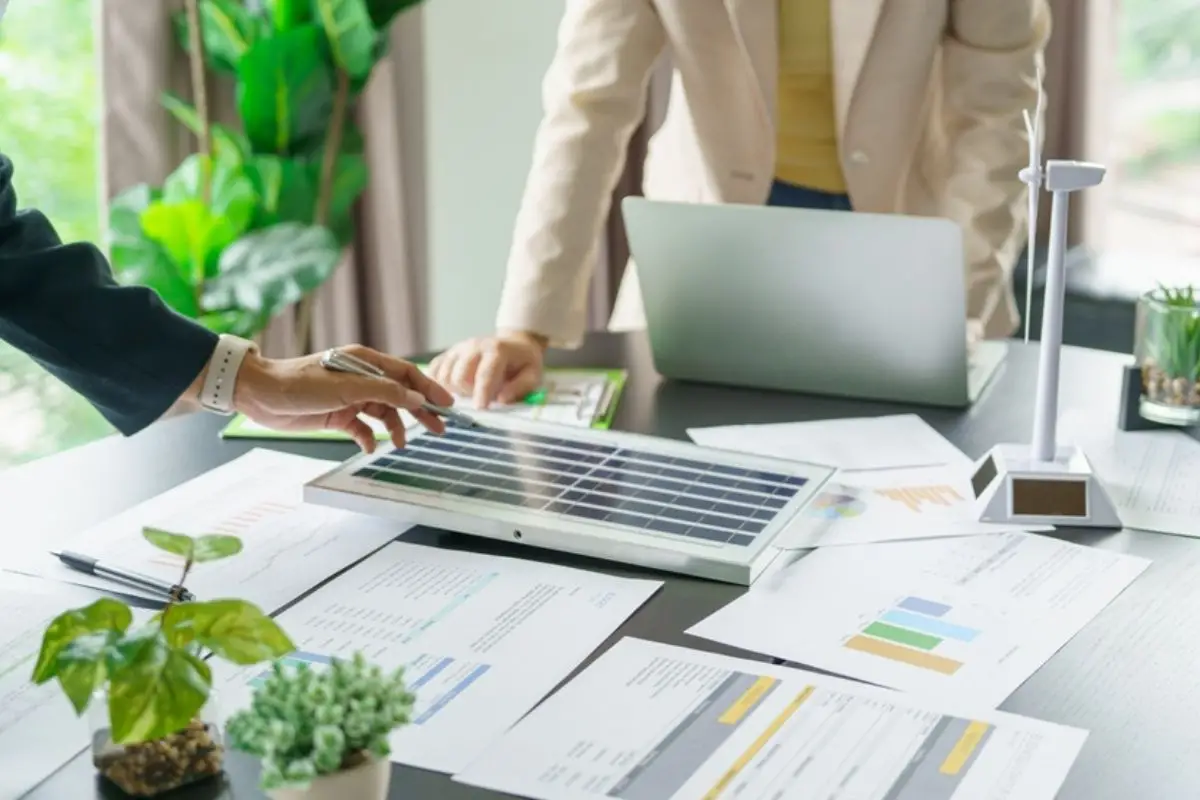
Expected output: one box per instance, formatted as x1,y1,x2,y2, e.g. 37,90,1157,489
495,0,666,348
0,153,218,435
942,0,1052,339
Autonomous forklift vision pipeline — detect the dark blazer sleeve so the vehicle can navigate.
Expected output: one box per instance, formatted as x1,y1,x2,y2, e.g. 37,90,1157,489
0,153,218,436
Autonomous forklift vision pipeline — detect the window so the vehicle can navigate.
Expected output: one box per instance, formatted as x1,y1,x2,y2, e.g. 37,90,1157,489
0,0,114,468
1108,0,1200,261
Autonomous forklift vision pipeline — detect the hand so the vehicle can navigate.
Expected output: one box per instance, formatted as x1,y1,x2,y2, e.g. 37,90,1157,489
429,331,547,409
231,344,456,452
967,319,983,356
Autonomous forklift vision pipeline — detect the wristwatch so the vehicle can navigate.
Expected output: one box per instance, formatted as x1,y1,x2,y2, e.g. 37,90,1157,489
199,334,257,415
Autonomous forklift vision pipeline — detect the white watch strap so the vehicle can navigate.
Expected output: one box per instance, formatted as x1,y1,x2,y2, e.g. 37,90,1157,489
200,335,256,415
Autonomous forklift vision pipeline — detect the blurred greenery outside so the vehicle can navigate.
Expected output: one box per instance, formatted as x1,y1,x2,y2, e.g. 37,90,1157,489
0,0,1197,470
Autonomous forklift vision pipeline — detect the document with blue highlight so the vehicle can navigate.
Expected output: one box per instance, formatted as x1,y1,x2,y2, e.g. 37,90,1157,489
456,638,1087,800
212,541,662,773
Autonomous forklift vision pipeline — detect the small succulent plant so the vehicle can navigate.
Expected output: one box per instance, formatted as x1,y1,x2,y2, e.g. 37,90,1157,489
226,652,415,790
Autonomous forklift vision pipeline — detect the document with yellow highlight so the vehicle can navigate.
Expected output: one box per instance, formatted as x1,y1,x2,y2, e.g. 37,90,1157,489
455,638,1087,800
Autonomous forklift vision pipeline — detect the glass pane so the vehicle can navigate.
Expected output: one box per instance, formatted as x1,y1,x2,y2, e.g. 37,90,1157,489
0,0,115,469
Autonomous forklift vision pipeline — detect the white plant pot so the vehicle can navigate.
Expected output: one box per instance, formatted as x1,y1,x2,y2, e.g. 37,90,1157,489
266,756,390,800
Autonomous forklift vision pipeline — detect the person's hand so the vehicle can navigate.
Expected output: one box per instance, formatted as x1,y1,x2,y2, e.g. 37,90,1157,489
429,331,547,409
231,344,456,452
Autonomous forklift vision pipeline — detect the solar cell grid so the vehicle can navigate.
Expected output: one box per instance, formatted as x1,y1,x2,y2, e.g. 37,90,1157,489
352,424,807,547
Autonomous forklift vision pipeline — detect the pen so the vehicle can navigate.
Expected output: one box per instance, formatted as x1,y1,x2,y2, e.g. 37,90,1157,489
320,348,479,429
51,550,195,602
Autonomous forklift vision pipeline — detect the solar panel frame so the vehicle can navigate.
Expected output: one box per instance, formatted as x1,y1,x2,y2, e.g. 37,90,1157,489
304,417,834,584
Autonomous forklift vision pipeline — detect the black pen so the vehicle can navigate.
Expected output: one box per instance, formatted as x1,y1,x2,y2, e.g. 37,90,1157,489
51,550,195,602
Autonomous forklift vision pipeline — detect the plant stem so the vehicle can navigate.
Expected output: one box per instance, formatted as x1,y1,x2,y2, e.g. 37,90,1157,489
184,0,213,208
294,68,351,354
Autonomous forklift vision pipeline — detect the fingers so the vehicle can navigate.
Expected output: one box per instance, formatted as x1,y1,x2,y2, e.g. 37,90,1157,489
359,402,407,449
473,348,505,409
342,374,428,412
497,363,542,405
347,344,456,407
450,349,482,397
331,414,377,453
410,407,446,434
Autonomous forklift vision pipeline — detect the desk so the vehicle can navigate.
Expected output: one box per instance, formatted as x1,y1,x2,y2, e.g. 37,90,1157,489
17,333,1200,799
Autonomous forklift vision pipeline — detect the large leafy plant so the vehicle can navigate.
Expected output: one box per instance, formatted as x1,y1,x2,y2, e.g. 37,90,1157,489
31,529,294,744
109,0,424,346
1146,284,1200,382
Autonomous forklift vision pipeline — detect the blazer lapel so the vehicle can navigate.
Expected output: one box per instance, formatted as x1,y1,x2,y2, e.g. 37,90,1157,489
830,0,885,135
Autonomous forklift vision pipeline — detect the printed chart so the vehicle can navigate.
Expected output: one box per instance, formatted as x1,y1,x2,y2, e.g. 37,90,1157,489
688,532,1149,706
214,541,661,774
12,450,402,613
777,466,1050,549
456,638,1088,800
843,596,981,677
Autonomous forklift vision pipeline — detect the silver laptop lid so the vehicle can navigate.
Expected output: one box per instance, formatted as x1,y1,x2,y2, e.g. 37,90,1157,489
622,197,974,407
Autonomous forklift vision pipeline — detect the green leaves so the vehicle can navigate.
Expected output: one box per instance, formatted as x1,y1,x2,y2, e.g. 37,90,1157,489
315,0,378,80
237,25,334,155
106,627,212,744
363,0,425,29
160,93,251,164
141,199,240,283
161,599,295,664
33,598,133,685
163,154,258,236
203,222,342,317
272,0,315,30
143,528,244,564
176,0,271,73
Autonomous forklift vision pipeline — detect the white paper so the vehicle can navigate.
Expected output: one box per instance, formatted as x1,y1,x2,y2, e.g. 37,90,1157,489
778,466,1051,549
11,449,404,613
689,532,1148,707
1059,408,1200,537
688,414,968,471
456,637,1088,800
212,541,661,774
0,574,135,798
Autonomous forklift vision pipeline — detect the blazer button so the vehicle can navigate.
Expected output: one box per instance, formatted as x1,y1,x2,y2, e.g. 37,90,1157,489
848,150,870,165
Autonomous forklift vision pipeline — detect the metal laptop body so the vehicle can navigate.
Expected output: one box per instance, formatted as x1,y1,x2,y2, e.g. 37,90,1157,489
621,197,1006,408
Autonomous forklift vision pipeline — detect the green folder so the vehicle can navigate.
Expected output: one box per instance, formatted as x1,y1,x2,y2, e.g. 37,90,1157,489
221,367,628,442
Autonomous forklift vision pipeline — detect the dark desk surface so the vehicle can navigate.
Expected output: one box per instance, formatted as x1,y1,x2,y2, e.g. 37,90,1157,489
16,333,1200,799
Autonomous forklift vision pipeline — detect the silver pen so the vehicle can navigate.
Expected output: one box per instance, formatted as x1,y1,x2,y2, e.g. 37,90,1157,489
320,349,479,429
52,550,195,602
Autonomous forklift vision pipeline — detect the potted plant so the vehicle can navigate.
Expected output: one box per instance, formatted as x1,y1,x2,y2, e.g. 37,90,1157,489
1136,284,1200,425
31,528,295,797
226,651,415,799
108,0,425,352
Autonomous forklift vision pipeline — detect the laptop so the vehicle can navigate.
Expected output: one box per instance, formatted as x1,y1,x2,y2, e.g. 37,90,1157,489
620,197,1006,408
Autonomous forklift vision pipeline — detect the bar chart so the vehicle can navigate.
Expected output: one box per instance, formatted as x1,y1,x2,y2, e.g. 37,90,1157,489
873,485,964,513
842,596,981,676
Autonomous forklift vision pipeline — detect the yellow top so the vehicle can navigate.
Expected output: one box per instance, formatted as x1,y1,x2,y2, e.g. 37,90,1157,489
775,0,846,193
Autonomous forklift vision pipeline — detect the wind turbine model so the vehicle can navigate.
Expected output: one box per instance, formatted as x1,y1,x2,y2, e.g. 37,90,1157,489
968,69,1122,528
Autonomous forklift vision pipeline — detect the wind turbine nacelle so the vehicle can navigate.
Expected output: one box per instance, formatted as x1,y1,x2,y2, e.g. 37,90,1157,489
1044,160,1106,192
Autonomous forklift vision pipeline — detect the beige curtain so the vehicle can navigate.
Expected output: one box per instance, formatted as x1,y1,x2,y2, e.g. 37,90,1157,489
1038,0,1114,247
97,0,424,359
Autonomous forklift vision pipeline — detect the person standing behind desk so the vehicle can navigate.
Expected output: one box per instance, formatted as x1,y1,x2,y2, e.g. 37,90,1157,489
431,0,1051,407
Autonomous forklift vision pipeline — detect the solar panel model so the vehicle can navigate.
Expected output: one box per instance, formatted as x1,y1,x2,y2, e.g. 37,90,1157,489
304,417,834,584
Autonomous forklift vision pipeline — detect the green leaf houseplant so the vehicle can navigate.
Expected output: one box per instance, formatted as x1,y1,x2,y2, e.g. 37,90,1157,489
108,0,425,352
226,651,415,799
31,529,295,797
1136,284,1200,425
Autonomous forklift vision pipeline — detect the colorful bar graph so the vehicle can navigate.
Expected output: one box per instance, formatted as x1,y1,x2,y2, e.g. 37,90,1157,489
880,610,980,643
898,596,951,617
862,621,941,650
875,485,963,513
844,635,963,675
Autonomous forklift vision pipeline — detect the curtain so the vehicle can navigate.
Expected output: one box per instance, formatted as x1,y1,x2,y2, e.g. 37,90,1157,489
1039,0,1115,248
97,0,424,359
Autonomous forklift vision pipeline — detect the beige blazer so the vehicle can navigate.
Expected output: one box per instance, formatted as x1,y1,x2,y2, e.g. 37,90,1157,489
495,0,1052,347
